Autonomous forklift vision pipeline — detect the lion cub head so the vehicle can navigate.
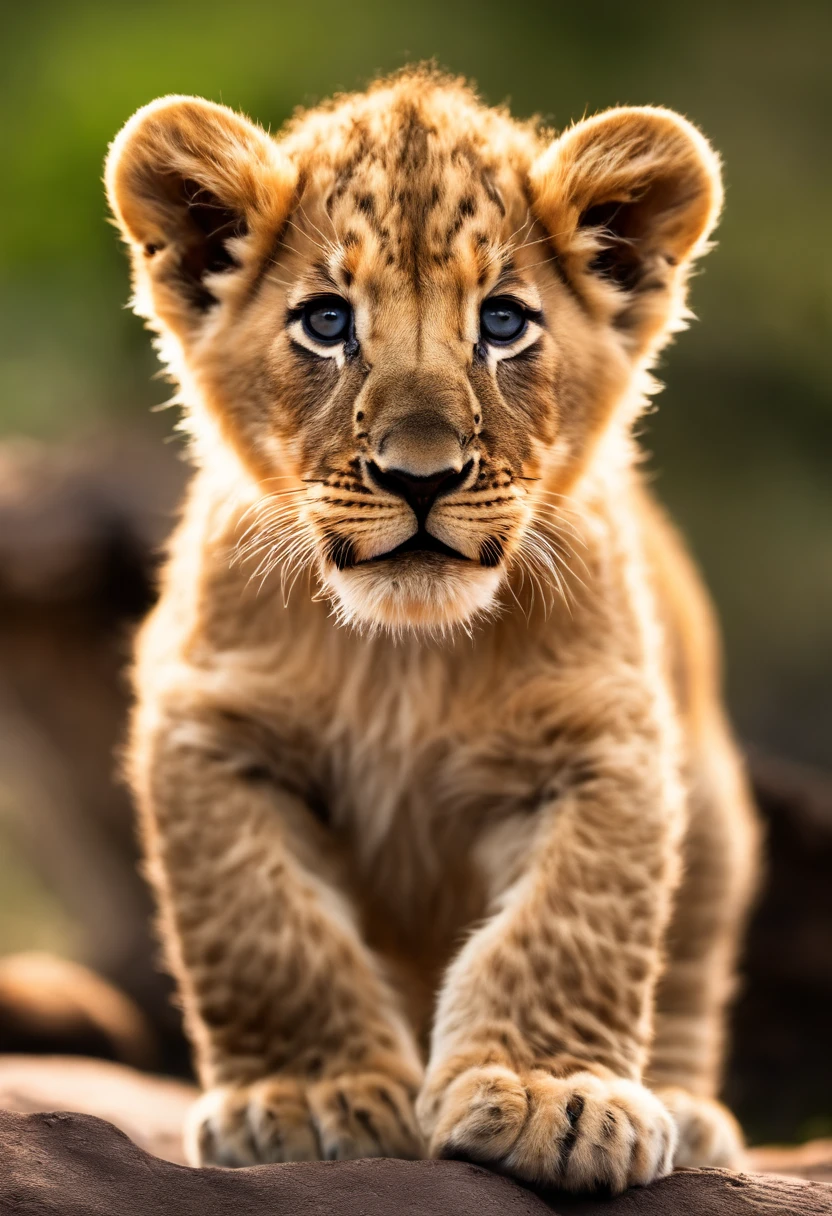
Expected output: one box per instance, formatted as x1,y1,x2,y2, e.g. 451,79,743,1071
106,70,721,634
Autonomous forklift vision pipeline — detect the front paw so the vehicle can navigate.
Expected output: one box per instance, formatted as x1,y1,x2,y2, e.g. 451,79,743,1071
186,1072,423,1166
657,1087,745,1169
419,1065,676,1193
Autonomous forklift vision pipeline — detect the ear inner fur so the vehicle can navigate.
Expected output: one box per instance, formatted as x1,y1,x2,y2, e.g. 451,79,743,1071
105,95,298,332
528,106,723,347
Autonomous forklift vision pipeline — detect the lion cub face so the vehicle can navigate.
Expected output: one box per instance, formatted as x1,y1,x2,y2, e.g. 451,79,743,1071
107,73,721,632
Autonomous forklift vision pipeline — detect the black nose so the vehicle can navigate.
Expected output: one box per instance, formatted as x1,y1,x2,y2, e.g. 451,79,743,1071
367,461,473,522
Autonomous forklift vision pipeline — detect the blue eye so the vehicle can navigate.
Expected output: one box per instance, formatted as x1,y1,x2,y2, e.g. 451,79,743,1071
302,296,352,343
480,297,527,345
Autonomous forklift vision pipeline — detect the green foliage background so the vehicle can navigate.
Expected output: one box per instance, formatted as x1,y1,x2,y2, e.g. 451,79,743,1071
2,0,830,762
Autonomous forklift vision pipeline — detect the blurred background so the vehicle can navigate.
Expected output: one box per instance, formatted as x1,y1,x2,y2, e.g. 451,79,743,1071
0,0,829,1146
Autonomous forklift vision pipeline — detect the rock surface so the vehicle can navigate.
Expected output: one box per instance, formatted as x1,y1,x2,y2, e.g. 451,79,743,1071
0,1055,194,1165
2,1108,832,1216
2,1057,832,1215
749,1138,832,1184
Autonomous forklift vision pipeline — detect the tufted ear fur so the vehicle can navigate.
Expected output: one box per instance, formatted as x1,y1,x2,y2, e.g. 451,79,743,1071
529,106,723,350
105,96,297,334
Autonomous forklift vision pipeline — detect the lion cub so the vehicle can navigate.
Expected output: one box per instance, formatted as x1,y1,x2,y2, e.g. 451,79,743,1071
106,69,759,1191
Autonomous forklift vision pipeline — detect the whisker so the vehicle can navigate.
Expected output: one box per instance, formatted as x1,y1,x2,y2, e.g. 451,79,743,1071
297,202,340,257
284,216,330,257
512,231,557,254
262,271,296,293
503,571,531,623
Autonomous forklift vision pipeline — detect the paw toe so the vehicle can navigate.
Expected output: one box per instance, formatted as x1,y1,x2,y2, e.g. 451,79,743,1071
307,1074,423,1160
185,1079,318,1166
186,1073,423,1167
422,1067,677,1193
426,1065,530,1163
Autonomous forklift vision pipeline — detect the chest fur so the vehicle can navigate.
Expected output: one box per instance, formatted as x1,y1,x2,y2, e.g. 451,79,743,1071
299,643,554,939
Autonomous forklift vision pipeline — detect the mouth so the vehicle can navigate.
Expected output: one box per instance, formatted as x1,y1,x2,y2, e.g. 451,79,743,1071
323,525,502,632
361,528,471,565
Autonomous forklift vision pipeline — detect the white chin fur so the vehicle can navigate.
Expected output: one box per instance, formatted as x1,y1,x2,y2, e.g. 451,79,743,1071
323,557,503,635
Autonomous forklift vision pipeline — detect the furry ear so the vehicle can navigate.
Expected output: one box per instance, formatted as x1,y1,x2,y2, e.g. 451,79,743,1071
105,96,296,332
529,106,723,348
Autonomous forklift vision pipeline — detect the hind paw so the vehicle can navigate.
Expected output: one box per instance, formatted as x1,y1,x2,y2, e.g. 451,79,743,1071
657,1087,745,1169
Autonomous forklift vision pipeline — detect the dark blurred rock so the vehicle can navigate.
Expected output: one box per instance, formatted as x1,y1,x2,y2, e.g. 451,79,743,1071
1,1102,831,1216
0,955,154,1070
727,754,832,1143
0,434,189,1076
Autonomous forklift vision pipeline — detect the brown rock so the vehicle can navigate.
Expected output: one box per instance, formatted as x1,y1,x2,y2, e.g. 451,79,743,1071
0,1055,195,1165
729,754,832,1142
1,1107,831,1216
749,1138,832,1184
1,1058,832,1215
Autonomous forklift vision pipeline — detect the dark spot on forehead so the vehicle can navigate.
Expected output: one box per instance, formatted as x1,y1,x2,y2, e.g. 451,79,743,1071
351,189,389,244
450,141,473,167
396,102,435,171
312,260,339,286
322,121,374,211
318,101,514,302
444,213,465,244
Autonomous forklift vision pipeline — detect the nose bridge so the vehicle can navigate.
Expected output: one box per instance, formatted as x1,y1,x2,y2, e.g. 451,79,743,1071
367,367,472,477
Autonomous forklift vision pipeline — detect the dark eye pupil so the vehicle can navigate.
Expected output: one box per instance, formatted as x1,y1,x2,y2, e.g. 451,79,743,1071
303,297,351,342
480,298,526,344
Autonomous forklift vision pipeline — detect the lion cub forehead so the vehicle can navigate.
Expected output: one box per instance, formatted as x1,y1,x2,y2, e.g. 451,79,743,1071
283,76,538,290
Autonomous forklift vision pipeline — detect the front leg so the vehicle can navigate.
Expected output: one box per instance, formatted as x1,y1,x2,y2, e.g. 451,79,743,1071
130,702,423,1166
419,700,685,1193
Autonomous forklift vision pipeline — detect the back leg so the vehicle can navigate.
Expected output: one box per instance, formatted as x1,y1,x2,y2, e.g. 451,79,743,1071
646,720,761,1167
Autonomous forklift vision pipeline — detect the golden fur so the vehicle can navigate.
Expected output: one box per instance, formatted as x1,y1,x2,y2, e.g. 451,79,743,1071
106,69,760,1191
